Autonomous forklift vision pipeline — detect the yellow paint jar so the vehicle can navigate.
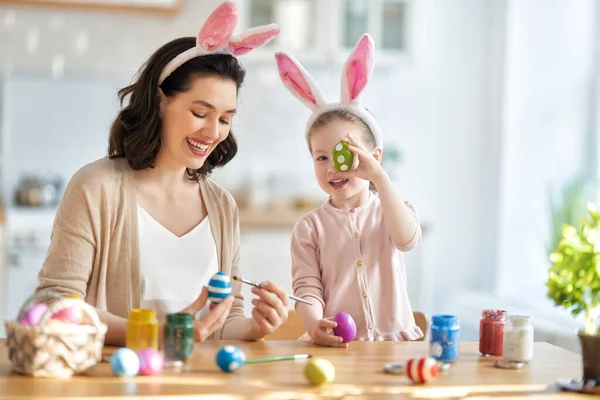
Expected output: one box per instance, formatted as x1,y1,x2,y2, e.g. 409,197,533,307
126,309,159,351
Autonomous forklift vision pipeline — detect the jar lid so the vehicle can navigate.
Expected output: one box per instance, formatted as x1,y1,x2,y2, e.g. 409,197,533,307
129,308,157,323
507,314,532,328
166,313,193,324
482,309,507,321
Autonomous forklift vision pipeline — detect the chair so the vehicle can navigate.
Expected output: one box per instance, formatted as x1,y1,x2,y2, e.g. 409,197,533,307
413,311,429,341
264,310,430,341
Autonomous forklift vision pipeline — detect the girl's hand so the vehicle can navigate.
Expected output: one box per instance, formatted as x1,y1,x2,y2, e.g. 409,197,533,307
181,286,234,342
336,133,386,183
249,281,289,338
309,318,349,348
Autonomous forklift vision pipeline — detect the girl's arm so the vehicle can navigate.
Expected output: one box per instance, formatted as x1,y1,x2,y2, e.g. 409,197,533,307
290,217,325,333
372,172,422,250
290,218,346,347
343,132,422,250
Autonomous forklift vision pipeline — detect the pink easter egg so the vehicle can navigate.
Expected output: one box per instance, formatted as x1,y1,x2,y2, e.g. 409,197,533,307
52,307,83,324
332,312,357,343
19,303,48,326
406,357,439,384
138,348,164,376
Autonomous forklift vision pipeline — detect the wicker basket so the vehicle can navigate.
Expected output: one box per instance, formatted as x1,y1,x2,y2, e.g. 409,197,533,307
4,292,107,378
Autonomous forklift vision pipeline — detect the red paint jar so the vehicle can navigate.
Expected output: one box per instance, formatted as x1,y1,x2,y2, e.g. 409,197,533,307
479,309,506,357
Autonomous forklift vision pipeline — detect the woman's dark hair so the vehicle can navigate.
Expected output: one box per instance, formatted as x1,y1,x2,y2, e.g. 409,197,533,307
108,37,246,180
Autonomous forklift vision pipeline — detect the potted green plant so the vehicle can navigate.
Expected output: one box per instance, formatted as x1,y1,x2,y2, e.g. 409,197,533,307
547,201,600,383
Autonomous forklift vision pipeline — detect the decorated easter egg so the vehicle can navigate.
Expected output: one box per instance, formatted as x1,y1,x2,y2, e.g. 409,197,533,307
215,345,245,373
406,356,439,384
138,348,164,376
332,141,353,172
304,358,335,385
19,303,49,326
110,348,140,377
52,307,83,324
208,271,232,303
332,312,357,343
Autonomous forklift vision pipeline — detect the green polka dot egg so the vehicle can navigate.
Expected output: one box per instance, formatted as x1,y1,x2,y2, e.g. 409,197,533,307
332,141,353,172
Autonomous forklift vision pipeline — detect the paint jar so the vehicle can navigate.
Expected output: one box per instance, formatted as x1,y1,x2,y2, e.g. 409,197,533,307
126,309,159,352
163,313,195,363
430,315,460,364
502,315,534,363
479,309,506,357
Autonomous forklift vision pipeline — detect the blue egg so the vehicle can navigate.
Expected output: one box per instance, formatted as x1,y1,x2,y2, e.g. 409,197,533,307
110,348,140,377
216,345,245,373
208,271,232,303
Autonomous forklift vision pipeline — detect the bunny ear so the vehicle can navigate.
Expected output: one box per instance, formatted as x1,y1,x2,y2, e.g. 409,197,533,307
228,24,280,56
275,52,325,111
341,34,375,105
197,1,239,52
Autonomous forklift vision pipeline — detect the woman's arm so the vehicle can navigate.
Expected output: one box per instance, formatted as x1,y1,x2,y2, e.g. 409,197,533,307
35,169,130,345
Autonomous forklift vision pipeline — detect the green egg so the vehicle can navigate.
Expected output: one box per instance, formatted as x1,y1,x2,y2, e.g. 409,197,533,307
304,358,335,385
332,141,353,172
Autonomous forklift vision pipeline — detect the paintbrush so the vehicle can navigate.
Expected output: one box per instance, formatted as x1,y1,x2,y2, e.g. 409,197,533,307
245,354,312,364
232,276,313,306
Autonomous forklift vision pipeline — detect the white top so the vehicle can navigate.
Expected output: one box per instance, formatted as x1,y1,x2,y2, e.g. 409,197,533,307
137,205,219,321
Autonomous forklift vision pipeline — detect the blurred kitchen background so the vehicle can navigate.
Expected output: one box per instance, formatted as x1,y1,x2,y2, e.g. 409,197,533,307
0,0,596,351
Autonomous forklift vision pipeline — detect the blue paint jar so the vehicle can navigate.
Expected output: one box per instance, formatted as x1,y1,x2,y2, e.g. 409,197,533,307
430,315,460,364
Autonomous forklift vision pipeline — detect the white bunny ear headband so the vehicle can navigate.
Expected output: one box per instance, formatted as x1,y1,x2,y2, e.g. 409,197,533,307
274,34,382,147
158,1,280,85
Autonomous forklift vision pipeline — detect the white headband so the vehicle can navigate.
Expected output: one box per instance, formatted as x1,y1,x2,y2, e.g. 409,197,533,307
158,1,280,86
274,34,382,147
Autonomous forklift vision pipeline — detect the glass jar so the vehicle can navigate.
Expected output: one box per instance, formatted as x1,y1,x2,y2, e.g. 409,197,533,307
163,313,195,363
126,309,159,352
502,315,533,363
479,309,506,357
430,315,460,364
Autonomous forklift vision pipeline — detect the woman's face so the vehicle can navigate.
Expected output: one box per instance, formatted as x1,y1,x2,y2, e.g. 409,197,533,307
158,75,237,170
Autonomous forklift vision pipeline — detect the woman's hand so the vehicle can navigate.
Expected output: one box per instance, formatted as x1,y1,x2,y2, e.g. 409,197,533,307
180,286,234,342
309,318,348,348
248,281,289,339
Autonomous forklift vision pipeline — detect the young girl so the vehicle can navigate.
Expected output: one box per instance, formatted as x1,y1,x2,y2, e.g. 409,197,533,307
275,34,423,346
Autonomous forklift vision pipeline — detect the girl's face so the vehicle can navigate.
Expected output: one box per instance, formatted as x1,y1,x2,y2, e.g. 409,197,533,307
310,118,372,205
158,75,237,170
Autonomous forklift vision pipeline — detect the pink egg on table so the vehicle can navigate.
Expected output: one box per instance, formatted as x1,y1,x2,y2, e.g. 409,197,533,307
19,303,49,326
138,348,164,376
52,307,83,324
332,312,357,343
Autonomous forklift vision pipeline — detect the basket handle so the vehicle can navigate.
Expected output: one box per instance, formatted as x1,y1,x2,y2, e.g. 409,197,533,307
15,290,65,322
37,298,105,333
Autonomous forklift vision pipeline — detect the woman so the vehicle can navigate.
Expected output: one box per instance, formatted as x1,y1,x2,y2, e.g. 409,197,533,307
34,1,289,345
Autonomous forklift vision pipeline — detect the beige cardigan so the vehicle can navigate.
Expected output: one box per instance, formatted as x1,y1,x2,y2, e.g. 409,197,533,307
35,157,245,338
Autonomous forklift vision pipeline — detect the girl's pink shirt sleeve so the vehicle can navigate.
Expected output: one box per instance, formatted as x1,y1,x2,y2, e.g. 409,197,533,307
291,194,423,341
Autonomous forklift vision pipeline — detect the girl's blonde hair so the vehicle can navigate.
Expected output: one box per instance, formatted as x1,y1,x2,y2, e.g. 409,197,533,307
307,109,379,192
307,109,376,153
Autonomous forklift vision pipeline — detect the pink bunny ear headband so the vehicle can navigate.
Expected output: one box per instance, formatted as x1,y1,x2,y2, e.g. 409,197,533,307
274,33,382,147
158,1,280,85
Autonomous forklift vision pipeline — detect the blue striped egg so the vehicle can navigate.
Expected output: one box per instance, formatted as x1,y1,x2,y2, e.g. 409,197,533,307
208,271,232,303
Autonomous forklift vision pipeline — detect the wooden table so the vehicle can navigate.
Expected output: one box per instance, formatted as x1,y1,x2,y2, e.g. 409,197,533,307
0,340,588,399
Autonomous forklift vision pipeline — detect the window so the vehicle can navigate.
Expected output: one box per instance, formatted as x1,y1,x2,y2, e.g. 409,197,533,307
248,0,317,52
342,0,408,51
